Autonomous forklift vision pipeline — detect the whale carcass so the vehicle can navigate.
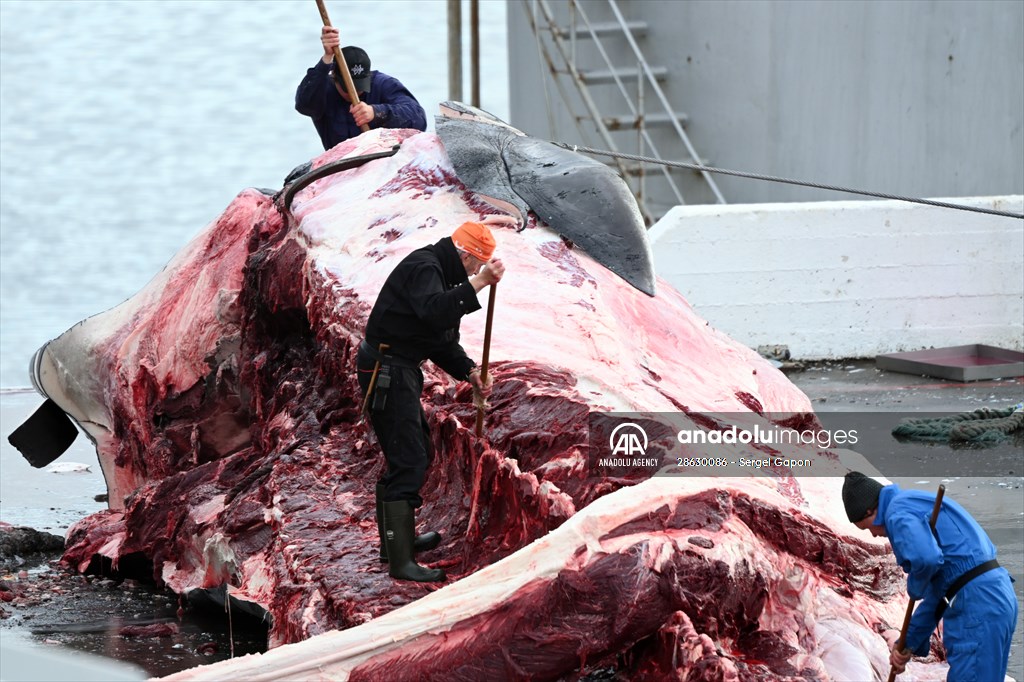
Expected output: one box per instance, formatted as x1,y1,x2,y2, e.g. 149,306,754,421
15,109,954,679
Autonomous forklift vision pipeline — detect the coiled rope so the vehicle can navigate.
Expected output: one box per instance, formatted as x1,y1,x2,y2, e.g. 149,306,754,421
553,143,1024,220
892,404,1024,443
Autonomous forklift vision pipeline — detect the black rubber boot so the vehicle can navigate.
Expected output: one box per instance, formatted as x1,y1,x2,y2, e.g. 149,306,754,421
376,484,441,563
382,500,446,582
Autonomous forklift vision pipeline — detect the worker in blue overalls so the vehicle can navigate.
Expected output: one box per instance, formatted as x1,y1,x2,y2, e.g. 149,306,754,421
843,472,1017,680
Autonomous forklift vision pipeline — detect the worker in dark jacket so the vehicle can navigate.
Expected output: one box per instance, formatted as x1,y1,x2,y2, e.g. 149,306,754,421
843,472,1017,680
358,222,504,582
295,26,427,149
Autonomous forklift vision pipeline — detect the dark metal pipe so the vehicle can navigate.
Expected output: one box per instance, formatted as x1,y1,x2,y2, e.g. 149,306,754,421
470,0,480,107
448,0,463,101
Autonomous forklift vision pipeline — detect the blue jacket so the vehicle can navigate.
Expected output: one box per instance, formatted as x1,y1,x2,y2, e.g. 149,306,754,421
295,60,427,150
874,484,999,654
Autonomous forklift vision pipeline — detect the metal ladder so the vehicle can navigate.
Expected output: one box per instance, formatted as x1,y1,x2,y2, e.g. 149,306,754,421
520,0,725,222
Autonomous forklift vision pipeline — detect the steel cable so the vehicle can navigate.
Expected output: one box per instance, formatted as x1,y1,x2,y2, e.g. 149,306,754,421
554,142,1024,220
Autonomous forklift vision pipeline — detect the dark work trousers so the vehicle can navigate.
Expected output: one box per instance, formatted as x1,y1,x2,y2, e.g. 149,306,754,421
356,346,434,508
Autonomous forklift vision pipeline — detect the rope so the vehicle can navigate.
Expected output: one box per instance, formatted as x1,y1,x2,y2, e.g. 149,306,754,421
892,405,1024,443
553,143,1024,220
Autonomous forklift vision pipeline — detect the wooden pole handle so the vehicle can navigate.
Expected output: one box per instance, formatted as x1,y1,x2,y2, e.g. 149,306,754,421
475,284,497,437
887,484,945,682
361,344,389,415
314,0,370,133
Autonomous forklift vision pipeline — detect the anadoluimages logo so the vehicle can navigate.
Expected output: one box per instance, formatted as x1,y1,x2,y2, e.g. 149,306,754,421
609,422,648,456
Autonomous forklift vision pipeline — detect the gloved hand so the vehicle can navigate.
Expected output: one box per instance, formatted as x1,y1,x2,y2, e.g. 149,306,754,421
469,369,492,410
469,368,492,396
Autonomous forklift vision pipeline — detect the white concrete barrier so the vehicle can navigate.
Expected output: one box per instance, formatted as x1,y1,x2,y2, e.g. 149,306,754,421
648,196,1023,359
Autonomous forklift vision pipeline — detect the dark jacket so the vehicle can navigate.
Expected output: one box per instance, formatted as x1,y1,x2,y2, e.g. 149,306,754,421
295,60,427,150
365,237,480,380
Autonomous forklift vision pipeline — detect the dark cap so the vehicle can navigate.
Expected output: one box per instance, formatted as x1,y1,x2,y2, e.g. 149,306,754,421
842,472,883,523
336,46,371,93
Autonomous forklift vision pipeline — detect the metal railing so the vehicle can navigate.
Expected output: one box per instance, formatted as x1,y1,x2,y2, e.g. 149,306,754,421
521,0,725,221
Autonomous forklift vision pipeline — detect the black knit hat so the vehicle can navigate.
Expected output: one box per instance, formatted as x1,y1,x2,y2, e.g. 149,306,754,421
842,472,883,522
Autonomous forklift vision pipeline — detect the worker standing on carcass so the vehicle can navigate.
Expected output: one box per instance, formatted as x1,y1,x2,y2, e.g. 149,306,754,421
357,222,504,582
295,25,426,149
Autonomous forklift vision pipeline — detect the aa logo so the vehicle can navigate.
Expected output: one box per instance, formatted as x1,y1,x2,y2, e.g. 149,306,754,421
352,65,366,76
609,422,648,456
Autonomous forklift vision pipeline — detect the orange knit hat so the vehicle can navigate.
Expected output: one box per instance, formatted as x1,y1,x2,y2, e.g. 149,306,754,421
451,221,496,261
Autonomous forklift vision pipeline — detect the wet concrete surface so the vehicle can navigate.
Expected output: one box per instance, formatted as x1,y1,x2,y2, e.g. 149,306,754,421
0,562,267,680
0,390,270,680
0,361,1022,680
784,357,1023,412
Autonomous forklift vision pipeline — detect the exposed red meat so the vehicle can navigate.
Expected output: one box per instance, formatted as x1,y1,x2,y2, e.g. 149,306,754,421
28,128,953,679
